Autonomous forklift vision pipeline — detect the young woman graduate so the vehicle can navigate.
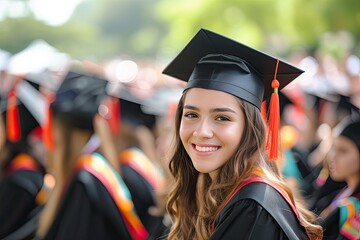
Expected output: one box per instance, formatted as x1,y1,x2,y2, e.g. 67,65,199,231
322,119,360,240
162,28,323,240
36,71,148,240
0,80,47,240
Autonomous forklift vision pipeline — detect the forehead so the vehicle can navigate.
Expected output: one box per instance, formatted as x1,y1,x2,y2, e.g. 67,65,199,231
334,136,358,151
184,88,240,107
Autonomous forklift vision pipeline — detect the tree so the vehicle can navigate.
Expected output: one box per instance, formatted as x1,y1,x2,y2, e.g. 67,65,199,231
155,0,360,57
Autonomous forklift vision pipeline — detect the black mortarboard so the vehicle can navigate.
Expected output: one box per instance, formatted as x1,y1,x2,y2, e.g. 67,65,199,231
119,98,156,129
162,28,304,109
340,120,360,151
336,94,360,114
50,71,108,131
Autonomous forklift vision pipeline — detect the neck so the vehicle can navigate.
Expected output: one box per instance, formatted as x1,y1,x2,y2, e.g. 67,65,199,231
346,174,360,191
64,129,92,177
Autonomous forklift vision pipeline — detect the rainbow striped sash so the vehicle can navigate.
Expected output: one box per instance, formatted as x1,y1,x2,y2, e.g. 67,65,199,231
75,153,148,240
119,148,164,190
338,196,360,240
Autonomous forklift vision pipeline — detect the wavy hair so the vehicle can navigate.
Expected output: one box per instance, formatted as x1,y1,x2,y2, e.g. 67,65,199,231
166,91,323,240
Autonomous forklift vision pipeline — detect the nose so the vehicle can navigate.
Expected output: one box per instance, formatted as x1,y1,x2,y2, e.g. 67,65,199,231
193,118,213,138
326,149,336,165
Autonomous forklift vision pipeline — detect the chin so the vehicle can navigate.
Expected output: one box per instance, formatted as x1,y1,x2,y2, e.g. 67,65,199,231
192,163,214,174
193,167,212,174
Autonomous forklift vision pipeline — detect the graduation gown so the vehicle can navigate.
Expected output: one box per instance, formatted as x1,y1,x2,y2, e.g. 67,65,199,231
119,148,168,239
210,177,310,240
322,186,360,240
43,152,148,240
310,176,347,215
0,154,44,239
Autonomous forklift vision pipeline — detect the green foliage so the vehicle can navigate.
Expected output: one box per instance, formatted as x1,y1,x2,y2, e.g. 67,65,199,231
156,0,360,57
0,0,359,60
0,17,99,59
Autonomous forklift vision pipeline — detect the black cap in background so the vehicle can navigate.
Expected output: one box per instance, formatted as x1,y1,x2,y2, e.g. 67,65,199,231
50,71,108,131
340,120,360,151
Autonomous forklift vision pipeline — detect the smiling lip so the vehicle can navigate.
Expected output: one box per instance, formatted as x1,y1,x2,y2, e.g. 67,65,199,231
192,143,221,155
328,164,335,172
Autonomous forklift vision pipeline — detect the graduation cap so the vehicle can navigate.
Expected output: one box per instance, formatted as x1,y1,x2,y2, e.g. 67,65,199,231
336,94,360,116
50,71,108,131
162,28,304,160
340,120,360,151
104,83,182,136
162,28,304,109
0,81,42,143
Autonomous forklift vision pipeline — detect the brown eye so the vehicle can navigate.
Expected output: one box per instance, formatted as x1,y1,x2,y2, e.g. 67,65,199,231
183,112,198,119
215,115,230,121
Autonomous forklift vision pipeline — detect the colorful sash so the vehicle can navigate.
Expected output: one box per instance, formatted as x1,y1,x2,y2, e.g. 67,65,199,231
5,153,39,175
338,196,360,240
75,153,148,240
119,148,164,190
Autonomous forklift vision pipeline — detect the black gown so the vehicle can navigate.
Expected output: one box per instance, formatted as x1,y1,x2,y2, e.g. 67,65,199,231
322,186,360,240
0,154,44,240
309,176,347,215
43,153,148,240
210,180,310,240
119,148,169,239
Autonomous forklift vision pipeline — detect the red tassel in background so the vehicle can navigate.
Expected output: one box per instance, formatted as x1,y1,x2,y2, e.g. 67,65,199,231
108,97,121,136
43,94,55,151
6,88,21,142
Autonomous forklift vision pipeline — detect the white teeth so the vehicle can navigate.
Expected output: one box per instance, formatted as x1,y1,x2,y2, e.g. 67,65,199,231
195,145,218,152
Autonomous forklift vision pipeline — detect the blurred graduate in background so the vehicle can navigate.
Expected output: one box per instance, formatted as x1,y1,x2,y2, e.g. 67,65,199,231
36,69,148,240
0,74,48,239
104,78,184,239
322,119,360,239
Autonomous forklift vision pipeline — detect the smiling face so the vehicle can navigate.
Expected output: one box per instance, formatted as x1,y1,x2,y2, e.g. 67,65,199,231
179,88,245,177
327,136,360,182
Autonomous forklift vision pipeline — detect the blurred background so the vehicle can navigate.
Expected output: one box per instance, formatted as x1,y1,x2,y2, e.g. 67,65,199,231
0,1,360,239
0,0,359,61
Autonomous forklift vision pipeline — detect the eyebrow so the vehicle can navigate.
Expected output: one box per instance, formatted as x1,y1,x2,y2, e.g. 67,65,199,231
183,105,237,114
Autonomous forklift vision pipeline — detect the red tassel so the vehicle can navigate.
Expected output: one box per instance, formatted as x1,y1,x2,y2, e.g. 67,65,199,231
6,88,21,142
266,59,281,161
43,94,55,151
108,97,121,135
261,101,267,122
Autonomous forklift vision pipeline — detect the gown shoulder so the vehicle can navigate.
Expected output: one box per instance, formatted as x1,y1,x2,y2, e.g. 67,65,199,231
44,169,132,240
210,182,309,240
0,169,43,239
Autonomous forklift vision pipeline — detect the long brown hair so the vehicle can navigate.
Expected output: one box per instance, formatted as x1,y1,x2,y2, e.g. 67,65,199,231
37,116,93,237
166,91,323,240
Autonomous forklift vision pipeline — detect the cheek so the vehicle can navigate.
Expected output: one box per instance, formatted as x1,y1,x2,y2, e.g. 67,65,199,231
220,124,244,145
179,122,190,144
335,153,360,173
346,152,360,171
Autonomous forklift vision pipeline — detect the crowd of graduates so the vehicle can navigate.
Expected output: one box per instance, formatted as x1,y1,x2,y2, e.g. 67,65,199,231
0,36,359,240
